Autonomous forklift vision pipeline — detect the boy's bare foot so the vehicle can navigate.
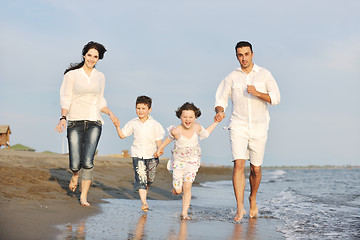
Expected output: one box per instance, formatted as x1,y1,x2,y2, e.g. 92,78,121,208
141,204,149,212
234,208,246,221
69,175,79,192
249,197,258,218
180,214,191,220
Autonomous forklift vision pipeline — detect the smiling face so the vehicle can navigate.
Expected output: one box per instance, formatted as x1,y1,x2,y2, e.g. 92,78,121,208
236,46,254,73
83,48,100,69
180,110,196,129
136,103,151,122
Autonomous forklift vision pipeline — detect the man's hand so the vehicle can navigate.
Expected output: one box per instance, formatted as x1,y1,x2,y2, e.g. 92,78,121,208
247,85,259,97
214,106,225,122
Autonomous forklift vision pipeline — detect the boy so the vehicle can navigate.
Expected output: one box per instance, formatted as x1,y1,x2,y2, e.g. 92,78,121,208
115,95,165,212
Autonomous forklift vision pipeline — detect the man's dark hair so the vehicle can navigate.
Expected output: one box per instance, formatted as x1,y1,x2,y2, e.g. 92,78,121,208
235,41,253,52
175,102,201,118
136,95,152,108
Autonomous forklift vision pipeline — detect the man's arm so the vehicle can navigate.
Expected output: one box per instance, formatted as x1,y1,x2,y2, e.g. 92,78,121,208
247,85,271,104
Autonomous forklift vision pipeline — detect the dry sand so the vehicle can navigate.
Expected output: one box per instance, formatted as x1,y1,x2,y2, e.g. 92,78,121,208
0,150,233,240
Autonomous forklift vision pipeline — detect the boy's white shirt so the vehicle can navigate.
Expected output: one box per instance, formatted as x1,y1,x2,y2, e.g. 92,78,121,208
122,116,165,159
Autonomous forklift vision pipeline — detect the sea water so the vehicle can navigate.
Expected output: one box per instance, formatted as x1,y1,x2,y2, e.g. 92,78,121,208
57,168,360,239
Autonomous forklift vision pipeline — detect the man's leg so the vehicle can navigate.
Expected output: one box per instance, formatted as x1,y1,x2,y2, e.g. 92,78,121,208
249,163,261,218
233,159,246,221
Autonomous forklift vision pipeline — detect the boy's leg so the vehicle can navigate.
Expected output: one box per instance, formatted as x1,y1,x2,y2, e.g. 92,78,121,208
146,158,159,188
132,157,148,210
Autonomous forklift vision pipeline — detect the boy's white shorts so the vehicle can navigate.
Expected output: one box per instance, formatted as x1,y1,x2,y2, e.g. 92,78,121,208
229,129,268,166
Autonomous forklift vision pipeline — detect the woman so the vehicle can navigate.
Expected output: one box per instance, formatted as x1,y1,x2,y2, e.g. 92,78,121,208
55,41,118,207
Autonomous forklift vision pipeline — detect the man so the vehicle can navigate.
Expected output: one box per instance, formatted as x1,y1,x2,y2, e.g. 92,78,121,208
214,41,280,221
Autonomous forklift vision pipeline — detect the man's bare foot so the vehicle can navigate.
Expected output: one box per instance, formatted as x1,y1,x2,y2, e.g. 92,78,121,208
234,208,246,221
249,196,258,218
69,175,79,192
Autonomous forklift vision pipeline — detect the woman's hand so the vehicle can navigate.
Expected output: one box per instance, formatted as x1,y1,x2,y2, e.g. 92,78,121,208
55,119,67,133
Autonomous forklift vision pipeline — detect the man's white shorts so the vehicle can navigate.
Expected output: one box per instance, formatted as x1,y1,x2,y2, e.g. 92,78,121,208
229,129,268,166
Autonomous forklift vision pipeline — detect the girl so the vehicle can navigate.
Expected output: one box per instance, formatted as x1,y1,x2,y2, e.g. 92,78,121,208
55,41,119,207
155,102,218,220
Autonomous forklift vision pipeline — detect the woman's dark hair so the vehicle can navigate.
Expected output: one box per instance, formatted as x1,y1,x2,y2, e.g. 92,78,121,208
64,41,107,75
175,102,201,118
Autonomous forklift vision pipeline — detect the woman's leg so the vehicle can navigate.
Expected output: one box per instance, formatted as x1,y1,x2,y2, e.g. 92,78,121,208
67,121,83,192
80,121,102,206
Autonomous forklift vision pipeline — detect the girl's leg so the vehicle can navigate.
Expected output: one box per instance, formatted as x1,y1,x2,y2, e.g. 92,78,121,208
139,189,148,211
181,181,193,220
69,171,79,192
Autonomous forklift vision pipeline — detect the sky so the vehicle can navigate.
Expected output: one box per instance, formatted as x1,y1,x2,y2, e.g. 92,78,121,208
1,0,359,167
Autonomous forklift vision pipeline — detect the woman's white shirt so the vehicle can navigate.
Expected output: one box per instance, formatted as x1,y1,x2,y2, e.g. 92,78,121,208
60,68,107,122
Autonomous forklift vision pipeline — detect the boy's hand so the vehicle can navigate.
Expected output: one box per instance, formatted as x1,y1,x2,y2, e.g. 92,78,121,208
114,120,120,127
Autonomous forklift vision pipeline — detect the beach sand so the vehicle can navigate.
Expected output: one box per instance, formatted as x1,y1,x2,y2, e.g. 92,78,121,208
0,150,234,240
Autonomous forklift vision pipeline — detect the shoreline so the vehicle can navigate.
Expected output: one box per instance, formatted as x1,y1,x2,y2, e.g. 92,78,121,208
0,150,233,240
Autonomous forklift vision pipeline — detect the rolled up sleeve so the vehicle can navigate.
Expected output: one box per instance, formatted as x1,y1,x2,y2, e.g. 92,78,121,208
266,73,281,106
60,73,73,110
98,76,107,110
215,77,232,110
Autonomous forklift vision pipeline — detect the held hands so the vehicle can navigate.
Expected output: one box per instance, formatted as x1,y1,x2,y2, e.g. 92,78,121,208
154,149,164,158
55,119,66,133
214,106,225,123
109,113,120,127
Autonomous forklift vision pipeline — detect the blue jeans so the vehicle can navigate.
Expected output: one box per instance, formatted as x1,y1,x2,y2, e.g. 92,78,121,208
67,120,102,180
132,157,159,190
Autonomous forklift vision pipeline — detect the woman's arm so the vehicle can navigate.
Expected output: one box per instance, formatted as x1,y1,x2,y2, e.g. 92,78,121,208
101,106,119,126
55,108,69,133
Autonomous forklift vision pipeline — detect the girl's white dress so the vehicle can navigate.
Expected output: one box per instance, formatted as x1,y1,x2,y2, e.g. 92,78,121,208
167,125,209,189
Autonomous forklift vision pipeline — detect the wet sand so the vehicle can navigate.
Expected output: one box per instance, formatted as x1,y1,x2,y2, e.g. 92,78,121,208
0,150,233,240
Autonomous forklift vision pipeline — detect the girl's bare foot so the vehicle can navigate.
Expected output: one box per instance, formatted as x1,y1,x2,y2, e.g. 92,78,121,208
172,188,182,195
234,208,246,221
180,214,191,220
249,197,258,218
69,175,79,192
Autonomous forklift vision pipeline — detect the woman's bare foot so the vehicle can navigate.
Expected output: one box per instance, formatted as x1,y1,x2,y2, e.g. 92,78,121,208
234,208,246,221
249,197,258,218
69,175,79,192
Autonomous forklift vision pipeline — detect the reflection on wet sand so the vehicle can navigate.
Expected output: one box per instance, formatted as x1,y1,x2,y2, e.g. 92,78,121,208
129,214,147,240
167,219,188,240
64,220,86,240
228,218,258,240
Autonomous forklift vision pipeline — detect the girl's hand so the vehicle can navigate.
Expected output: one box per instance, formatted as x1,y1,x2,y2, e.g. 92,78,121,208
55,119,67,133
155,149,164,158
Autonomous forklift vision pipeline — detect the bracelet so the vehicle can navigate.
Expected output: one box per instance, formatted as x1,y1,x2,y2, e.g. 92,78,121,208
60,116,66,121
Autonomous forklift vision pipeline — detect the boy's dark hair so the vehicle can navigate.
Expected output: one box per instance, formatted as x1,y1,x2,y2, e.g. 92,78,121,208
136,95,152,108
235,41,253,53
175,102,201,118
